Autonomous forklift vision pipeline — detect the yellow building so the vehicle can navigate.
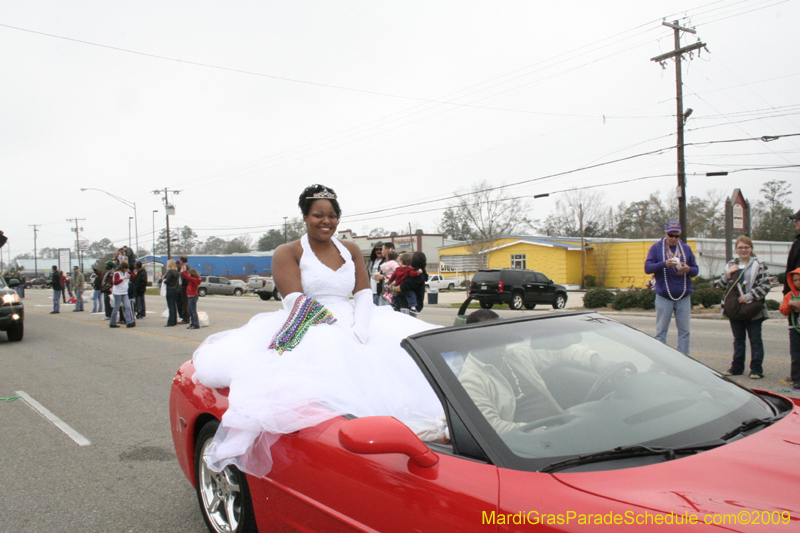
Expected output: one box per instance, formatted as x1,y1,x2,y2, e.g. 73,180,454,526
438,236,700,289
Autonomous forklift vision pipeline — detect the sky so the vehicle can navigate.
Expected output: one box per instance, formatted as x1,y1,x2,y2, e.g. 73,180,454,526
2,0,799,261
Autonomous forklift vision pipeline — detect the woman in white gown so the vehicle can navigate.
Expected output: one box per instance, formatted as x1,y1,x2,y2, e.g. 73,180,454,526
192,184,445,476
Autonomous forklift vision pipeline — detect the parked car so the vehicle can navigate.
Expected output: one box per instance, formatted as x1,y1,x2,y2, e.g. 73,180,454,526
425,274,459,291
197,276,245,297
248,275,281,301
25,277,50,289
0,277,24,341
229,279,248,293
470,268,568,310
170,312,798,533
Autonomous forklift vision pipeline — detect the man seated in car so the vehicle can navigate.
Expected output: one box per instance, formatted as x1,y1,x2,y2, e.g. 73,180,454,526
458,310,613,435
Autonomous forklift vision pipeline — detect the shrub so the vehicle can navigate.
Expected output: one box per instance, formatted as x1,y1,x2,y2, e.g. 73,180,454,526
584,275,597,288
777,272,786,285
693,281,713,290
583,288,615,308
637,289,656,310
612,288,654,310
691,287,724,308
766,299,780,311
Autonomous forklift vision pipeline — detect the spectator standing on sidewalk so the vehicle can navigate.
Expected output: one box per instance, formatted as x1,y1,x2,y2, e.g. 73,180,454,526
71,266,85,312
102,261,115,320
780,210,800,390
181,264,202,329
163,259,181,327
50,266,61,314
177,256,190,323
109,262,135,328
715,236,770,379
644,221,699,356
91,266,104,313
60,271,68,303
133,261,148,319
367,244,385,305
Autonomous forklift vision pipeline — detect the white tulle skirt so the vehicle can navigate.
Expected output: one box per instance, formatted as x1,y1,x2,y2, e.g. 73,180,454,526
192,301,445,476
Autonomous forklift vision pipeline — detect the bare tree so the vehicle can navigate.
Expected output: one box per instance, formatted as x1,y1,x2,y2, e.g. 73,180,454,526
590,240,616,288
449,180,534,264
696,241,726,280
540,189,609,237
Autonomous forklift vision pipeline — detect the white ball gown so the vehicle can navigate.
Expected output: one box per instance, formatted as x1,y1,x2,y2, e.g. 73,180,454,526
192,234,445,476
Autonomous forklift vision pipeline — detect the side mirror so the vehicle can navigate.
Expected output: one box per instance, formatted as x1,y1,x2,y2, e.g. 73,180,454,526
339,416,439,467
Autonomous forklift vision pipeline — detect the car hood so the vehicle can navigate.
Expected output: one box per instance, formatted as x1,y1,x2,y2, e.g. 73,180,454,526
553,402,800,524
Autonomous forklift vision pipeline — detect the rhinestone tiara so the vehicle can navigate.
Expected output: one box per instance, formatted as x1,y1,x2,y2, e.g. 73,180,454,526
306,190,337,200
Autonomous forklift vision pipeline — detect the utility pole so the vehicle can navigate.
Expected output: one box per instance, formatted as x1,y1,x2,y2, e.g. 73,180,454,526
153,188,181,259
651,20,706,242
29,224,40,277
66,218,86,271
579,204,585,290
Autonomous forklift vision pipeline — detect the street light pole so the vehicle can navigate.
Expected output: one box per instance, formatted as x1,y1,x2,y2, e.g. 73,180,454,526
283,217,288,243
128,217,133,248
152,210,158,258
80,188,139,253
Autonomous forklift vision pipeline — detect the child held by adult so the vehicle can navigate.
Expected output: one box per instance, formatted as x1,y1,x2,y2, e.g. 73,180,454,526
387,252,423,312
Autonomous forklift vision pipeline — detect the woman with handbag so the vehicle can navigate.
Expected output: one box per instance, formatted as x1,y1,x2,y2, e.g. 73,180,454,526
716,236,771,379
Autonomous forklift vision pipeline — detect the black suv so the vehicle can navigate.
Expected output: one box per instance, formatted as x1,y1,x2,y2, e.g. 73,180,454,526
469,269,568,310
0,277,24,341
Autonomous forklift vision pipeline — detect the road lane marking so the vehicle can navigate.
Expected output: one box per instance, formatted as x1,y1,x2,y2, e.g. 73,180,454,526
15,391,91,447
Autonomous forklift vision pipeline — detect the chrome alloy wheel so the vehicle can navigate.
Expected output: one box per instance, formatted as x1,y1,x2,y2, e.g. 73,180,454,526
196,425,246,533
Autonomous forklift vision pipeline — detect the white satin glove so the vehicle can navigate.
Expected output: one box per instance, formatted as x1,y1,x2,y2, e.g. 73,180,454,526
281,292,302,311
351,288,373,344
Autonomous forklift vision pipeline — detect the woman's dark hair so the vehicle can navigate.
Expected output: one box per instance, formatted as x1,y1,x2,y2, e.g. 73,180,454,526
298,184,341,218
369,246,381,262
410,251,427,270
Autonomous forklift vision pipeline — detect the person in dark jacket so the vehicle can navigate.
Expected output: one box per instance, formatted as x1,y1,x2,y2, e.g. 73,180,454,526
163,259,181,327
50,265,62,314
784,210,800,301
133,261,148,318
101,261,116,320
91,267,104,313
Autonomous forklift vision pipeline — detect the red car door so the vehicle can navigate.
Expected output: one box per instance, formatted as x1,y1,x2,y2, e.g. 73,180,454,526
252,417,499,533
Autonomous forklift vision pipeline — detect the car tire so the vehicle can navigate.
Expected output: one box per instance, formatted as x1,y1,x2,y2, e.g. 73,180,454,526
553,293,567,309
198,288,207,297
233,288,243,297
509,292,524,310
479,300,494,309
6,322,23,342
523,303,536,310
258,292,271,301
272,289,281,301
447,283,455,291
195,420,258,533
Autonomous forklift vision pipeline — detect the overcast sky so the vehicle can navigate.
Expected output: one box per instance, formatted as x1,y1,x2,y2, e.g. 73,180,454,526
2,0,799,259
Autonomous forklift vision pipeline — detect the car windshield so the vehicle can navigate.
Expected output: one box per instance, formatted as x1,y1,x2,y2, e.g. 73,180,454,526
407,313,779,470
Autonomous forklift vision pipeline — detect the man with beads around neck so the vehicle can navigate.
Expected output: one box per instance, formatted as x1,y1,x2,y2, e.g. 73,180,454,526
644,221,699,356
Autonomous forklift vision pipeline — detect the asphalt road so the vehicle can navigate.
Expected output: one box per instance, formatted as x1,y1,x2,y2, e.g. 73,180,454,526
1,289,796,532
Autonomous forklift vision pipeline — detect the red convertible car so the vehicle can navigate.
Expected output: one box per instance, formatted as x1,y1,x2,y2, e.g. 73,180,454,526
170,312,800,532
